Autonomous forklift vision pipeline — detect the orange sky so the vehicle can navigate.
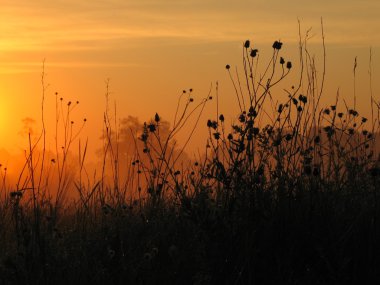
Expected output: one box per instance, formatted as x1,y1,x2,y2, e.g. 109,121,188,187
0,0,379,166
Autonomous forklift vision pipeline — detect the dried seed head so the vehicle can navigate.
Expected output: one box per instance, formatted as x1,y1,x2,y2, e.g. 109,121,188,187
272,40,283,50
239,114,245,123
154,113,160,123
250,49,258,58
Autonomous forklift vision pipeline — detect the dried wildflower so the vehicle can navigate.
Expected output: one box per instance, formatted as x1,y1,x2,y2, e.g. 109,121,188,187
253,128,260,136
213,132,220,140
272,40,283,50
362,117,368,123
338,112,343,118
348,128,354,135
189,98,194,102
140,133,148,142
244,40,250,48
297,106,303,112
189,88,193,92
363,130,368,136
232,125,242,133
239,114,246,123
147,123,156,132
278,104,284,113
219,114,225,122
286,61,292,69
292,98,298,105
285,134,292,141
331,105,336,111
323,108,330,115
227,133,233,140
325,126,335,138
207,120,218,129
314,136,320,144
226,64,231,70
299,94,307,104
248,106,257,117
280,57,285,65
250,49,258,57
154,113,160,123
349,109,358,117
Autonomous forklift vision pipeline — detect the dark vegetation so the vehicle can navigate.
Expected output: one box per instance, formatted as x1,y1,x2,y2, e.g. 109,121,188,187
1,26,380,284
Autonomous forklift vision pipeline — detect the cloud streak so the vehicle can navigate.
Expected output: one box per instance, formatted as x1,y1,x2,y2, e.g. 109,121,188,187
1,0,379,52
0,0,379,74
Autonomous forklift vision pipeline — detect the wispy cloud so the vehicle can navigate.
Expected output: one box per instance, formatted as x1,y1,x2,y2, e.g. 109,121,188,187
1,0,378,52
0,0,379,74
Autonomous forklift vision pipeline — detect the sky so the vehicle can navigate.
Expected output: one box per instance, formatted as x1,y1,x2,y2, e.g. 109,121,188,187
0,0,379,168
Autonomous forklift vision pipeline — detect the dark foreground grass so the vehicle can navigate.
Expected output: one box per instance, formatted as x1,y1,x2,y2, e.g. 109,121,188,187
1,175,379,284
1,28,380,284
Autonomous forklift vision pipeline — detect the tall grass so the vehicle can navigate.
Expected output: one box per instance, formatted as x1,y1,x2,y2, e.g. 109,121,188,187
1,26,380,284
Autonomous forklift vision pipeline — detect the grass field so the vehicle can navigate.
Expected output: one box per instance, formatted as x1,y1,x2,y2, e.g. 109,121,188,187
0,32,379,284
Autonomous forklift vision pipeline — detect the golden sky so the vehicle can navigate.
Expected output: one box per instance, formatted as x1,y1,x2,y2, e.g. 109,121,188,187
0,0,379,160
